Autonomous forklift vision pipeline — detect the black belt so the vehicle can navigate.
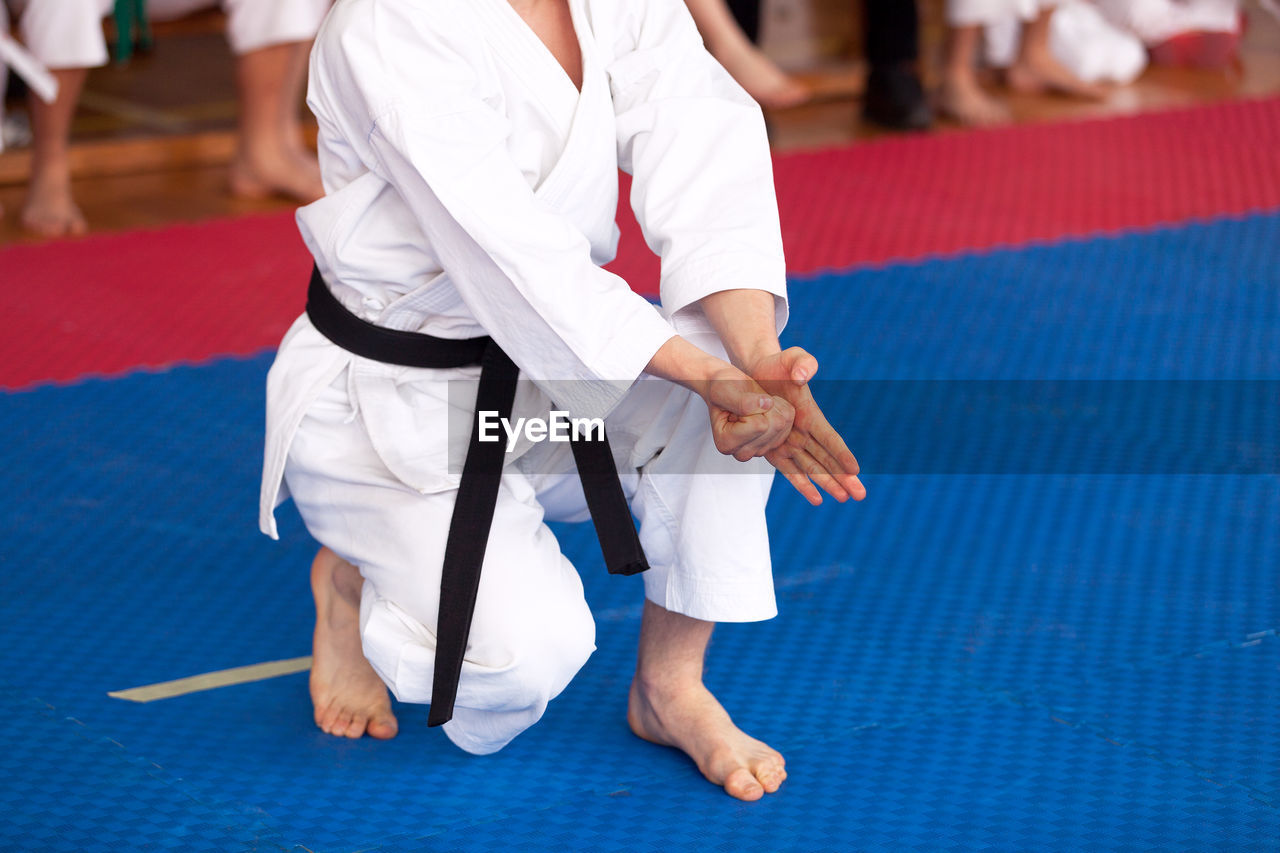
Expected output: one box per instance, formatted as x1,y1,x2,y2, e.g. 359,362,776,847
305,267,648,727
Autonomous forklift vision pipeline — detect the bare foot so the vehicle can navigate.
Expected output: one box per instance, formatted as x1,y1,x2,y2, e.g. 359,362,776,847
22,171,88,238
1007,48,1108,100
230,145,323,204
713,41,811,109
938,75,1010,127
310,547,398,739
628,676,786,801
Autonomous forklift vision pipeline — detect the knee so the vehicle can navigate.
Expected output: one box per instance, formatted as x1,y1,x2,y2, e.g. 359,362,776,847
438,596,595,755
470,593,597,710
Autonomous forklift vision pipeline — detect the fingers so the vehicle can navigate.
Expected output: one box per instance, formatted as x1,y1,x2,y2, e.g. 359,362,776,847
808,417,860,478
719,388,774,419
780,347,819,385
793,443,851,502
768,434,866,503
788,391,865,499
711,398,794,460
767,448,823,505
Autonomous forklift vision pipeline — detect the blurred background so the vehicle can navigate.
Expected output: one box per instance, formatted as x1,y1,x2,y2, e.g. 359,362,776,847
1,0,1276,243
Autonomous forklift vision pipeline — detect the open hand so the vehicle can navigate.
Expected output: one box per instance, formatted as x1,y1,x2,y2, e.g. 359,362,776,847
747,348,865,505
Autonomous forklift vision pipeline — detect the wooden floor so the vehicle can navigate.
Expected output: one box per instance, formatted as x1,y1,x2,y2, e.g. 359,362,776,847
1,2,1278,245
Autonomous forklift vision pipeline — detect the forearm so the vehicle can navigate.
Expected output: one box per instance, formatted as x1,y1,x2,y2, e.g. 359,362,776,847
644,334,741,400
698,288,782,373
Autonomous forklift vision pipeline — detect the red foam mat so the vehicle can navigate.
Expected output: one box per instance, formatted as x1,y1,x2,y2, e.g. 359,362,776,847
3,97,1279,389
1,213,311,390
611,96,1280,282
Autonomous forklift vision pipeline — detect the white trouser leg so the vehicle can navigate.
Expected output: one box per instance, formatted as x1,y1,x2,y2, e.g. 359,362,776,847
946,0,1047,27
1095,0,1240,45
526,337,777,624
283,357,777,754
1048,2,1147,84
220,0,330,53
144,0,330,53
9,0,113,68
284,372,596,755
1,3,7,153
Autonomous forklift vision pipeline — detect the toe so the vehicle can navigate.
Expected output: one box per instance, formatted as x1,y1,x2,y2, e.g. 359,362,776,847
756,763,786,793
317,702,339,733
368,712,399,740
723,767,765,801
347,712,369,738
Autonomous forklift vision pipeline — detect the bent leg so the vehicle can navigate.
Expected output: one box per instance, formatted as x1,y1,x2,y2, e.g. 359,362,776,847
221,0,327,201
13,0,112,235
228,42,323,202
939,17,1010,126
1007,3,1108,98
285,372,595,753
23,68,90,237
580,370,785,800
628,600,786,801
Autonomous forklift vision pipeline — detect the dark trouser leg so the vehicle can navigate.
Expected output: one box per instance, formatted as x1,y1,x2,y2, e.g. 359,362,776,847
861,0,932,131
726,0,761,43
865,0,919,67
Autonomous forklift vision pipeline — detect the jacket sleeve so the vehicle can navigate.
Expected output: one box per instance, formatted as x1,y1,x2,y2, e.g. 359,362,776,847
606,0,789,337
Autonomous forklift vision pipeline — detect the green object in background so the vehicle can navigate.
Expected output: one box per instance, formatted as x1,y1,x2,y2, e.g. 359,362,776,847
113,0,153,64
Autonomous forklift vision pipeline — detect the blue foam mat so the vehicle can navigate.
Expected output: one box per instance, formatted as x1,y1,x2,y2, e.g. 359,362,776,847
2,213,1278,850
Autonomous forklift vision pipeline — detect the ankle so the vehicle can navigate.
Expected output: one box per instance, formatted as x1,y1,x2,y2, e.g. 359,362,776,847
28,158,72,189
943,65,978,89
1016,42,1054,68
633,666,705,703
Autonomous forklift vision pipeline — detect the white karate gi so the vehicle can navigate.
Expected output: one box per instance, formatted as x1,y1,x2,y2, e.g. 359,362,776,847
2,0,329,68
260,0,789,754
947,0,1059,27
149,0,332,55
1095,0,1240,45
979,0,1147,83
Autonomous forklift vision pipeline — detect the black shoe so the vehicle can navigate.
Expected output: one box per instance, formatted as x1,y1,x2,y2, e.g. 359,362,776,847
862,65,933,131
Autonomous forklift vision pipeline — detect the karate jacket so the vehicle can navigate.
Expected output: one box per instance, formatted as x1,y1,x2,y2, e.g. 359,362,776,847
261,0,790,537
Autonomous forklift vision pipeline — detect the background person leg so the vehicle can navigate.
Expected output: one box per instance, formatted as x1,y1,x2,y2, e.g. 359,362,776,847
228,41,323,202
23,67,89,236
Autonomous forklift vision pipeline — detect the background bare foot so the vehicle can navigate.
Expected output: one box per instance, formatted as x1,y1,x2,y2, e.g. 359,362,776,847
938,77,1010,126
229,147,323,203
22,176,88,237
1008,51,1109,100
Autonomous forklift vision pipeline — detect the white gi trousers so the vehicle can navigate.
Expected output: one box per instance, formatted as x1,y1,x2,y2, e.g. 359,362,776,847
946,0,1059,27
279,326,778,756
0,0,328,151
3,0,329,68
948,0,1145,84
1095,0,1240,45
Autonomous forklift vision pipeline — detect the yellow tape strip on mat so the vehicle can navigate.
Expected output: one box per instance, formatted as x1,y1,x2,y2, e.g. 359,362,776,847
108,656,313,703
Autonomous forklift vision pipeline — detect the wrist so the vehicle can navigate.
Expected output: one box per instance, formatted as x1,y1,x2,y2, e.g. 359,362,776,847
646,334,737,398
733,341,782,375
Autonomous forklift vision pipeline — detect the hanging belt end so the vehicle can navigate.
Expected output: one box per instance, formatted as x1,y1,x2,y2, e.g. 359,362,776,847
609,559,649,577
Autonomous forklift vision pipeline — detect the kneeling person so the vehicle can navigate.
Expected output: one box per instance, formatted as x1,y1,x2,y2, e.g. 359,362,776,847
260,0,864,802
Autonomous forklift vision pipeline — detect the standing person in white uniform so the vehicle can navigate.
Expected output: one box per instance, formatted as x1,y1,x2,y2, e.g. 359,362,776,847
260,0,865,801
1,0,329,236
940,0,1106,126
